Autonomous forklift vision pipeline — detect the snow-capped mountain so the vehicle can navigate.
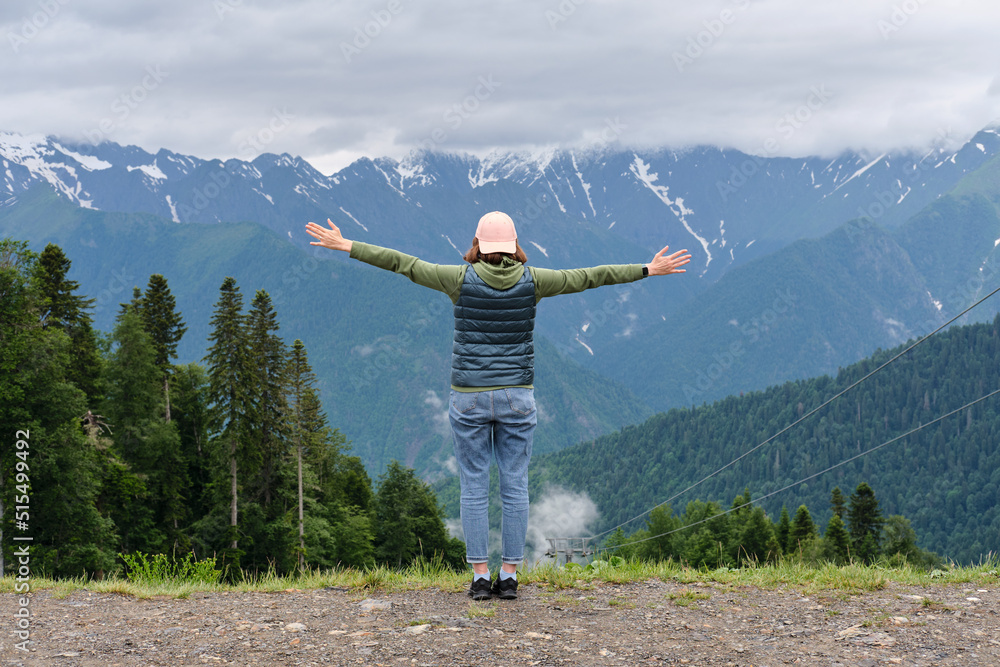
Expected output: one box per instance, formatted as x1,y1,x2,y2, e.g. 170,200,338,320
3,128,999,285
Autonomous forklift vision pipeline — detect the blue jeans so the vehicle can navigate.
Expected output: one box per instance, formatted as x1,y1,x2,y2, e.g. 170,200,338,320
449,387,537,565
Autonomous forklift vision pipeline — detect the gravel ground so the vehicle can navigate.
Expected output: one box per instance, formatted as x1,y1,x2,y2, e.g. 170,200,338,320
2,579,998,666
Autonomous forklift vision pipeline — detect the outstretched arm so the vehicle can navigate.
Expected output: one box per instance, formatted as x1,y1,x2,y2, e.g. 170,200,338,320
645,246,691,276
305,219,353,253
304,219,465,300
531,245,692,301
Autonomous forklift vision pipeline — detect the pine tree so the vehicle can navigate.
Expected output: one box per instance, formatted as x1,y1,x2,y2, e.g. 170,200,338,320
775,505,792,554
734,506,775,565
245,290,289,508
639,504,680,562
102,309,188,553
299,387,374,568
830,486,847,520
848,482,884,563
170,363,212,530
139,274,187,422
287,339,316,570
823,513,850,564
36,243,103,403
374,461,454,568
203,277,257,570
120,286,144,316
788,505,818,554
1,239,116,577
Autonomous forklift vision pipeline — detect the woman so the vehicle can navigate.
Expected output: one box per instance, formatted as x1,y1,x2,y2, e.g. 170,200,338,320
305,211,690,600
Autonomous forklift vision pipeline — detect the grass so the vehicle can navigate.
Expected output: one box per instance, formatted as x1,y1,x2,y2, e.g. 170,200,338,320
668,589,712,607
3,556,997,600
466,603,495,619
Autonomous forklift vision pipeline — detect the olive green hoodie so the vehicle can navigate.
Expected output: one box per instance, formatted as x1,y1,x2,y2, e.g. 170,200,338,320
349,241,645,304
348,241,646,390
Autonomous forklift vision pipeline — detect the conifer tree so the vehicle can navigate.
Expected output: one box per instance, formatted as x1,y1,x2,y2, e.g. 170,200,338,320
288,339,316,569
1,239,116,577
170,363,212,525
298,386,375,568
204,277,256,569
734,506,775,565
139,274,187,422
788,505,818,553
102,309,188,553
848,482,883,563
823,513,851,564
639,504,681,562
374,461,455,568
830,486,847,520
246,290,289,508
120,286,144,316
36,243,103,403
775,505,792,554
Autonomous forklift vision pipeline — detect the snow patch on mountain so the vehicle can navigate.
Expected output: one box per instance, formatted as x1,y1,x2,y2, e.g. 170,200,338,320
629,155,711,271
128,163,167,180
570,152,596,218
165,195,180,223
339,206,368,232
53,143,112,171
530,241,549,258
833,153,887,192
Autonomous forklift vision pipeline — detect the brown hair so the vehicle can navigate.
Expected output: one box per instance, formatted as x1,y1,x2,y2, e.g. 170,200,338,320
462,237,528,265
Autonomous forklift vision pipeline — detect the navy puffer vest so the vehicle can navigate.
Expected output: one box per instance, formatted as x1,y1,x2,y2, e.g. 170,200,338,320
451,265,536,387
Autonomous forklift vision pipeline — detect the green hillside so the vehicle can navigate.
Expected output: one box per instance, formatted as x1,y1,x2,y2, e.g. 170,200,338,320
593,187,1000,412
0,186,653,476
523,315,1000,564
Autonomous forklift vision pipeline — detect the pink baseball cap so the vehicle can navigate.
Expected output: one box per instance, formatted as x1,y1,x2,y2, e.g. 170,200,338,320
476,211,517,254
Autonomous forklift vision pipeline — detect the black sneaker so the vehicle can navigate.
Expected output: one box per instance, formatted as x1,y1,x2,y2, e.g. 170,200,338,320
468,577,492,601
491,575,518,600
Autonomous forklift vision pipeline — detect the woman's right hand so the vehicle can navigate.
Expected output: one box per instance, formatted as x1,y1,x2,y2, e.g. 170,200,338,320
305,218,353,253
646,246,691,276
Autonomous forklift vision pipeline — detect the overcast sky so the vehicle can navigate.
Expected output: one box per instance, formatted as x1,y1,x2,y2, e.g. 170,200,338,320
2,0,998,174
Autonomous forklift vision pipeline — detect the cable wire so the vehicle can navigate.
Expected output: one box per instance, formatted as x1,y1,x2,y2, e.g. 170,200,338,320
591,283,1000,542
601,386,1000,551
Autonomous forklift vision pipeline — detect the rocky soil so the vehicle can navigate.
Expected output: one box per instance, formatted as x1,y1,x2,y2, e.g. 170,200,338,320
2,578,998,666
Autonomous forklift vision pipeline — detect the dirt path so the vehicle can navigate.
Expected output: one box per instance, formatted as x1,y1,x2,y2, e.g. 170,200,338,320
2,578,998,666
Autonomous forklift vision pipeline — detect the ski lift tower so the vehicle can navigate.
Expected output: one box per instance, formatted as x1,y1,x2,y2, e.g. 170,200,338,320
544,537,594,565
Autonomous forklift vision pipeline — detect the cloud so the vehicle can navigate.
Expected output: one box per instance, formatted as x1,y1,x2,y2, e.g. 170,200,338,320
525,485,599,566
424,389,451,437
3,0,999,173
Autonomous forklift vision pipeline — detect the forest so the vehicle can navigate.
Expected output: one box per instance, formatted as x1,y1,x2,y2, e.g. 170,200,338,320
3,236,993,579
521,308,1000,564
0,239,464,578
602,482,940,570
